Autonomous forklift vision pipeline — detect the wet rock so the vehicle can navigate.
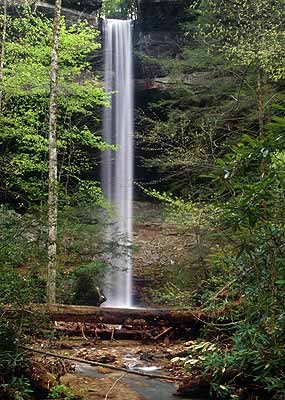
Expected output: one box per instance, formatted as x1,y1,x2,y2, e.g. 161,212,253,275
139,352,155,361
60,373,77,387
38,371,57,390
27,357,74,394
97,366,113,374
97,355,116,364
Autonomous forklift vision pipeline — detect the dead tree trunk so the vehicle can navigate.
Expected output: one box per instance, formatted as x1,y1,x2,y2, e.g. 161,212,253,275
27,304,214,328
47,0,62,304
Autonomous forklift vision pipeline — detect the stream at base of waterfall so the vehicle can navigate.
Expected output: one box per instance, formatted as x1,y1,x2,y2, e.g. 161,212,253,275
102,19,134,308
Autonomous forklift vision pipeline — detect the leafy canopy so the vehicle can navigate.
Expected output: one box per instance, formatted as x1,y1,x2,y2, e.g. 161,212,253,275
198,0,285,80
0,10,110,207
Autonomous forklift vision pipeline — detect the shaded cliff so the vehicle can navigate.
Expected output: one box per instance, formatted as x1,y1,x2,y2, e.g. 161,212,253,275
134,0,192,83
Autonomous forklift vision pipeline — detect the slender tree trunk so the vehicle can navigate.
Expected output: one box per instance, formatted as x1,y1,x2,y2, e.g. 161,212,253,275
47,0,62,304
257,70,264,136
0,0,7,112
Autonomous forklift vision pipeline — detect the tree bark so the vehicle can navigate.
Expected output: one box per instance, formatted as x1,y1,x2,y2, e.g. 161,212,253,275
29,304,213,328
47,0,62,304
0,0,7,112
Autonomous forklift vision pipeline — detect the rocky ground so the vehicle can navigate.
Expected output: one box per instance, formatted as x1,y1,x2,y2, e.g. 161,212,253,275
133,202,196,305
26,335,191,400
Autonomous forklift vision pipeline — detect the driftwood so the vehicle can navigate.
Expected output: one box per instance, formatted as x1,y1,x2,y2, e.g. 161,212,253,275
152,327,173,341
21,346,184,382
20,304,211,328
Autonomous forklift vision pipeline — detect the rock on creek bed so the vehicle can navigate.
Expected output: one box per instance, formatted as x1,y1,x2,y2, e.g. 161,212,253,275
28,339,207,400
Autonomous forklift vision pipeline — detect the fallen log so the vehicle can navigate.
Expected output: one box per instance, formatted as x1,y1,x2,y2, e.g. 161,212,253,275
55,323,177,341
22,304,212,328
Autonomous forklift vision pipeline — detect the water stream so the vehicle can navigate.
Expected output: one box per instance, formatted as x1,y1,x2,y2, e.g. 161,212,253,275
75,361,205,400
102,19,134,308
76,362,178,400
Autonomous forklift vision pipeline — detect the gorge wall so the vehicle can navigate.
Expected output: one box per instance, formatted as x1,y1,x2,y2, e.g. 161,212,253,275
134,0,191,85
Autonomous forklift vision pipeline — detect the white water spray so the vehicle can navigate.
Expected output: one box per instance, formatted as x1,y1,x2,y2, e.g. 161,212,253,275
102,19,133,308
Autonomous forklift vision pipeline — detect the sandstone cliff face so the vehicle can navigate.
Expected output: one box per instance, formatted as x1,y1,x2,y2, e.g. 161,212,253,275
134,0,191,82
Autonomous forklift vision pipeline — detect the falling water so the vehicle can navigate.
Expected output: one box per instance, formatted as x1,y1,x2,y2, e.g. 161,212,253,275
102,19,133,308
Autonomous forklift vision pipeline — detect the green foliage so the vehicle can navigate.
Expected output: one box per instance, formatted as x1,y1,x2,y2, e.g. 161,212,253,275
55,203,108,304
71,261,106,305
148,105,285,397
143,189,218,228
172,340,221,371
0,10,109,208
0,376,33,400
137,107,220,193
0,263,45,381
0,205,46,306
0,323,21,376
197,0,285,80
102,0,137,18
174,112,284,397
0,198,108,307
0,206,47,394
48,383,76,399
140,187,222,305
207,124,285,397
136,58,257,196
0,268,42,397
0,267,45,306
0,205,45,268
137,0,285,195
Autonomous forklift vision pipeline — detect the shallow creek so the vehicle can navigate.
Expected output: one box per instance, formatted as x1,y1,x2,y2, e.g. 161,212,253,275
58,340,206,400
34,339,207,400
75,361,208,400
76,362,182,400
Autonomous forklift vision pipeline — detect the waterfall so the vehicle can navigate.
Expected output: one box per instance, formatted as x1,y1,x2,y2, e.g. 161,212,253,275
102,19,133,308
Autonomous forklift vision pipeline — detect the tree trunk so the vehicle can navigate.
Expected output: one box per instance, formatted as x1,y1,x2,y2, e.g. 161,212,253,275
47,0,62,304
27,304,213,328
0,0,7,112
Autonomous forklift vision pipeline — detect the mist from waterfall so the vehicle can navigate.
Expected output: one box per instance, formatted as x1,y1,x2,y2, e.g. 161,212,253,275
102,19,133,308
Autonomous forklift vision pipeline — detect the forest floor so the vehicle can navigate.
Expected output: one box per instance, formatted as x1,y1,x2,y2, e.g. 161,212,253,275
26,334,193,400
